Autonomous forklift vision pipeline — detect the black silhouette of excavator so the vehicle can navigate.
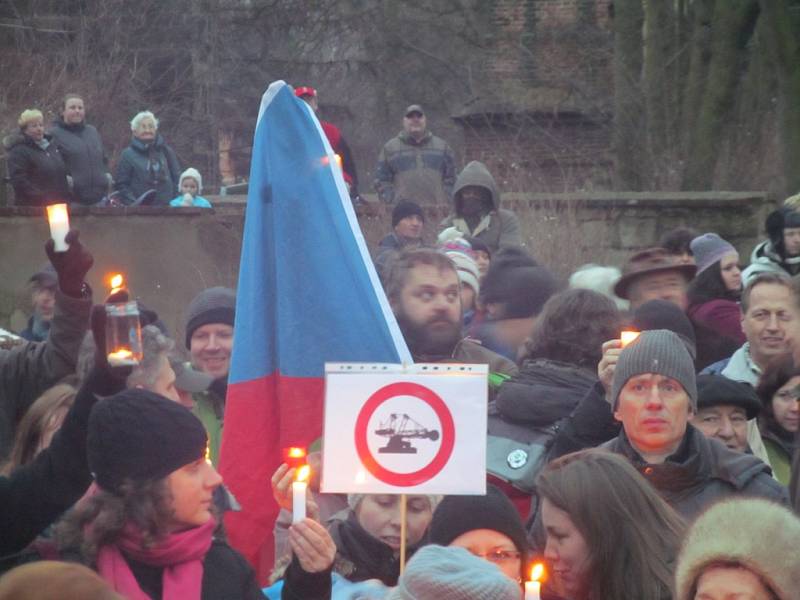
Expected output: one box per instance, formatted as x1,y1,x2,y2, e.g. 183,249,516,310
374,413,439,454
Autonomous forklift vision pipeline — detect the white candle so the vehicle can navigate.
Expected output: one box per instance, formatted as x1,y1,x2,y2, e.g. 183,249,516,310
524,581,541,600
46,204,70,252
620,330,640,347
292,465,310,524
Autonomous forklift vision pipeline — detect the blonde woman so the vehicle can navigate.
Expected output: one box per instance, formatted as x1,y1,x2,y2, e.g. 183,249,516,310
4,109,70,205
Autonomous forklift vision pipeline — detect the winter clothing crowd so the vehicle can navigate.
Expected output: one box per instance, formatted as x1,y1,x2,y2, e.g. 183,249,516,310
1,93,800,600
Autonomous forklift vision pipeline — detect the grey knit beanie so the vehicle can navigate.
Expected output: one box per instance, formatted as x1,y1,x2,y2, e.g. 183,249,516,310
386,545,520,600
611,329,698,410
690,233,737,275
184,286,236,348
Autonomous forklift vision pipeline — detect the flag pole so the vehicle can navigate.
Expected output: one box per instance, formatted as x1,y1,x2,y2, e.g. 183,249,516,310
399,493,407,574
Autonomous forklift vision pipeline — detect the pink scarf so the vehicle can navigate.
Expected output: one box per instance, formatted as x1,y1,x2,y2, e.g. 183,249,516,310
96,519,214,600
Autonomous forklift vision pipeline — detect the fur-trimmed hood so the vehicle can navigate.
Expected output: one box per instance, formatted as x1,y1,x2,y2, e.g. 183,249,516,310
675,497,800,600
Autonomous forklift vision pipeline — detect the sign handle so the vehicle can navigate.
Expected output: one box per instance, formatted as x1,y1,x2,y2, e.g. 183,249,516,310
399,493,407,574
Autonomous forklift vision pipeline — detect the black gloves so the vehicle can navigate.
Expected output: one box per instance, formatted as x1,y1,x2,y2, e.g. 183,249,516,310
45,230,94,298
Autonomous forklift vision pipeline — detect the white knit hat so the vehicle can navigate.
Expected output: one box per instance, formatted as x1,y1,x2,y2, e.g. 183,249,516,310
445,251,480,296
179,167,203,194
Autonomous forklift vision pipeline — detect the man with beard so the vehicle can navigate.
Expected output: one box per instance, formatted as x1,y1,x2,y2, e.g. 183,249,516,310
384,248,517,391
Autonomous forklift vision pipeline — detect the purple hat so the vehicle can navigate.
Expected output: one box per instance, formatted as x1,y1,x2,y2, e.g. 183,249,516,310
690,233,737,275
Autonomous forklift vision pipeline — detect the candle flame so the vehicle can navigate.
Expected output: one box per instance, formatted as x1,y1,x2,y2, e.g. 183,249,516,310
296,465,310,483
46,203,69,223
287,447,306,459
107,348,133,360
334,153,343,167
620,330,640,347
530,562,545,582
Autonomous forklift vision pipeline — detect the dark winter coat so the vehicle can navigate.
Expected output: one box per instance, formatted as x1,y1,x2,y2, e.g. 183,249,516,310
114,134,180,205
373,130,456,205
4,133,71,206
49,119,110,205
487,360,597,516
0,289,91,461
439,161,522,253
602,424,788,520
0,367,118,559
114,540,263,600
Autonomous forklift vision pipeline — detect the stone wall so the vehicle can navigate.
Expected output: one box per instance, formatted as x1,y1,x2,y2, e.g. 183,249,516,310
0,191,772,350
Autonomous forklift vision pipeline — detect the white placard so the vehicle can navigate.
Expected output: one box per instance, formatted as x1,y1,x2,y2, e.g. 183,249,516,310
321,363,487,495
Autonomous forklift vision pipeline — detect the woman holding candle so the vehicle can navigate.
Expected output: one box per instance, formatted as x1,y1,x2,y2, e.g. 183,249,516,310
5,108,71,206
536,450,685,600
56,389,263,599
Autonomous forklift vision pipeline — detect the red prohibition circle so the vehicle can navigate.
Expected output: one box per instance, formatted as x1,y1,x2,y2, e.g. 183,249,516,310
354,381,455,486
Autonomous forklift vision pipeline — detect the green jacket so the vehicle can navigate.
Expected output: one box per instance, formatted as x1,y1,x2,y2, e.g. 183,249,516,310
193,389,224,466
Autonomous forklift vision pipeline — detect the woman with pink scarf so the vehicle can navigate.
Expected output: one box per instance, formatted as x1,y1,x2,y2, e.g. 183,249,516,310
56,389,264,600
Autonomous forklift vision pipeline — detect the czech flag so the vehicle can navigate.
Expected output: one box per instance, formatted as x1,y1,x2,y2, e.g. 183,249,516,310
218,80,411,582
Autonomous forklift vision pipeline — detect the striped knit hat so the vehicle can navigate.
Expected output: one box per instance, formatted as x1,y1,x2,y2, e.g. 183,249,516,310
611,329,698,410
445,251,480,295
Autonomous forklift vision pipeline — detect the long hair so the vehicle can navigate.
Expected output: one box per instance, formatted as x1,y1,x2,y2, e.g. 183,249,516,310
520,289,621,369
687,261,739,306
55,479,175,563
2,383,76,474
536,450,686,600
756,355,800,434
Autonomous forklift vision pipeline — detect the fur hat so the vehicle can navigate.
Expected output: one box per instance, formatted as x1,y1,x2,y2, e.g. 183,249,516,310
185,286,236,348
179,167,203,194
386,545,520,600
675,498,800,600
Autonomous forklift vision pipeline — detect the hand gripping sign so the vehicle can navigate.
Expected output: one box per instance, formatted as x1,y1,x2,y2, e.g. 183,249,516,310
321,363,488,495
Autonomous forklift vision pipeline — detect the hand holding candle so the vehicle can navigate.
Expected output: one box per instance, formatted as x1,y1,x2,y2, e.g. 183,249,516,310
292,464,310,524
620,330,640,348
525,563,545,600
46,203,70,252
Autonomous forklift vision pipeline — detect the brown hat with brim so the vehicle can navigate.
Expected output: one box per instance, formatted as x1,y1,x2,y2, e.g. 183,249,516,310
614,247,697,300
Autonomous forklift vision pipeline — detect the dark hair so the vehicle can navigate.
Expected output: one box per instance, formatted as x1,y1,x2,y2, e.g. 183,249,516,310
687,261,739,306
56,478,176,562
536,450,685,600
520,289,621,369
659,227,698,256
755,356,800,422
62,93,84,110
384,247,457,305
2,383,75,474
741,272,794,314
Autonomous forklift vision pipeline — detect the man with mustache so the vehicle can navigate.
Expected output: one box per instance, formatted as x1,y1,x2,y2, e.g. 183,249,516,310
384,248,517,391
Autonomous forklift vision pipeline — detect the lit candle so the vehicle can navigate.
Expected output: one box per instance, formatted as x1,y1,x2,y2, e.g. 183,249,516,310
109,273,124,295
525,563,544,600
46,203,70,252
292,464,310,524
620,330,640,348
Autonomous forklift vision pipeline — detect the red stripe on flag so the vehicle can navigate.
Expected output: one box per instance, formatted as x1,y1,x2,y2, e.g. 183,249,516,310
219,373,324,584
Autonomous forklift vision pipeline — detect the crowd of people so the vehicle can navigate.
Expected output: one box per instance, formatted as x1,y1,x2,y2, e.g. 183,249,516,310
1,88,800,599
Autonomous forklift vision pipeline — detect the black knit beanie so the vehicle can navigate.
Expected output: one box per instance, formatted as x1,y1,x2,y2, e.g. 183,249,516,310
87,389,208,492
429,485,529,562
481,247,557,318
631,299,697,359
185,286,236,348
392,201,425,227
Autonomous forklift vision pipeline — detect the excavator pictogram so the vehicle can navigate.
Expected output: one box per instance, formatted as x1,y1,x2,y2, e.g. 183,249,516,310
374,413,439,454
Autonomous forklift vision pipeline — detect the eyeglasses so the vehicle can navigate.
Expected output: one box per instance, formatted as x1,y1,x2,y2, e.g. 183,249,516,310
469,549,521,563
